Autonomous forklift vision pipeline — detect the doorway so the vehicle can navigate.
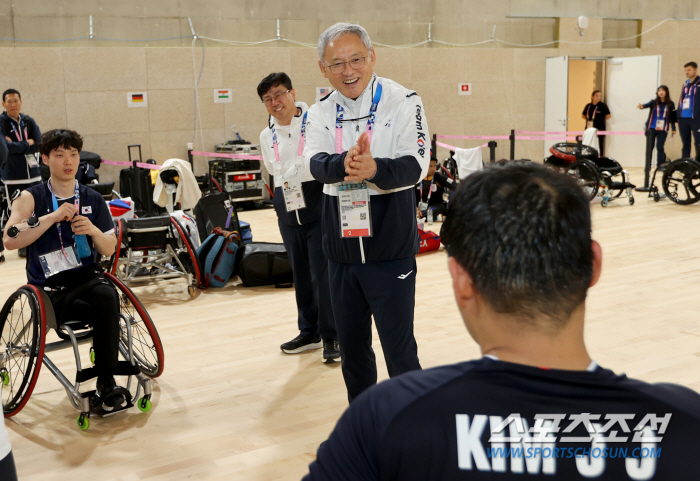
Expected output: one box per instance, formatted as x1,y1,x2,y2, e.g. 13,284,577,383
567,59,605,132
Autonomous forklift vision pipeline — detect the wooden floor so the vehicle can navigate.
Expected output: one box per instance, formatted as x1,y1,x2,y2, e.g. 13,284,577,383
3,167,700,480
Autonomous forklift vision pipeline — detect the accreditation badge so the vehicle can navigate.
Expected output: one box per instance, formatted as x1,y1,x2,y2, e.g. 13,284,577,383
39,245,80,278
338,183,372,238
655,120,665,130
586,121,594,129
25,154,39,168
683,97,691,110
282,177,306,212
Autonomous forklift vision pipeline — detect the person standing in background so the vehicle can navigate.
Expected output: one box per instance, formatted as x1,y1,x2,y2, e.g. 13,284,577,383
637,85,677,167
582,90,611,156
1,89,42,258
676,62,700,160
257,72,339,363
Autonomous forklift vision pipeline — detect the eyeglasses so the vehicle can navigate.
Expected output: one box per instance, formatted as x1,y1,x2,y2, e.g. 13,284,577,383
262,90,291,105
325,56,368,75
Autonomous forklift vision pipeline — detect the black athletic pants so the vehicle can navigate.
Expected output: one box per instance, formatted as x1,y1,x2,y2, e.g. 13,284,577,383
0,451,17,481
328,257,422,402
48,277,121,384
678,117,700,159
278,219,336,340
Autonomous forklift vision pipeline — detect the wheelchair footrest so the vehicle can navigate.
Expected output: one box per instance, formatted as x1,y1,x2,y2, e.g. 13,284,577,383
75,361,141,383
83,387,135,417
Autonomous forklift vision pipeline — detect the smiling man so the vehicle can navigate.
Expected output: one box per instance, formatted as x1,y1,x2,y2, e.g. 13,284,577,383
305,23,430,402
257,72,338,363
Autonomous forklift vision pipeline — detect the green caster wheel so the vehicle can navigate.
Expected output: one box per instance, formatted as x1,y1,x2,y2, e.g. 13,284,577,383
138,398,152,412
1,371,9,386
77,414,90,431
89,348,96,365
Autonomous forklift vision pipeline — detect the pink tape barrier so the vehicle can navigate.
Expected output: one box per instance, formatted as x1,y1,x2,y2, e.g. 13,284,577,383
436,135,510,140
191,150,263,161
100,159,161,170
515,130,644,136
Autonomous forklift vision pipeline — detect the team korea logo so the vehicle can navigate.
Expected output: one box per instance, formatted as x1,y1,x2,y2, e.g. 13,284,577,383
416,105,426,157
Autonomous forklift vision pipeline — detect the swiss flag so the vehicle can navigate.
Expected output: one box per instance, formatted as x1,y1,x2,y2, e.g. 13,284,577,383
461,84,469,92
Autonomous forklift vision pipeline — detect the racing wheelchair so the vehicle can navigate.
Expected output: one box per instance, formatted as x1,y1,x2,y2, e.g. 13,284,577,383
0,272,164,430
646,158,700,205
544,142,636,207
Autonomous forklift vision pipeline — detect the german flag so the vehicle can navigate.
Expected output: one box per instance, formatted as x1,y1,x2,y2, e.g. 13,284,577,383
131,94,144,102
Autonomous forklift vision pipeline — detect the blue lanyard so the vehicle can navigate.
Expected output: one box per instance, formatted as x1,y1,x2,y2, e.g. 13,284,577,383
334,80,383,153
46,179,80,259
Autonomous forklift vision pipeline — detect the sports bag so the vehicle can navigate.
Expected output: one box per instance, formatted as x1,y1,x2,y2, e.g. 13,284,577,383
236,242,293,288
196,208,242,288
418,228,441,254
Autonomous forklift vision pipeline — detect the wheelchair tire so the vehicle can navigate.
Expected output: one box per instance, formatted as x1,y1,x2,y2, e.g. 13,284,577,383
662,159,700,205
170,217,202,289
549,143,598,162
106,273,165,378
109,218,126,276
1,285,47,417
566,160,600,201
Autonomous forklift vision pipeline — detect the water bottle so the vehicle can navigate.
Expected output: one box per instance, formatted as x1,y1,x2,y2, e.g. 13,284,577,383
75,234,91,258
427,207,434,225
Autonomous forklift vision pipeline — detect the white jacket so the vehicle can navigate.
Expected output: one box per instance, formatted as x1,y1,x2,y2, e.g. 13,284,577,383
304,75,430,197
259,102,314,184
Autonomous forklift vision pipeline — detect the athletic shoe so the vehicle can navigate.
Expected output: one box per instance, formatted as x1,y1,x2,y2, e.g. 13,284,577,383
280,334,322,354
323,339,341,363
94,378,126,411
18,248,26,258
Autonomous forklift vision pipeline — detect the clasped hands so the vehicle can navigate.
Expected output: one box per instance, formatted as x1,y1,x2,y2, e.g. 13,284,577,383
344,132,377,182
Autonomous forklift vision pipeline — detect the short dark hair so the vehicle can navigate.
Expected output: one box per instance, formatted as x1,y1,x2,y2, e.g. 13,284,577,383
2,89,21,102
441,162,593,327
685,62,698,69
257,72,293,100
40,129,83,157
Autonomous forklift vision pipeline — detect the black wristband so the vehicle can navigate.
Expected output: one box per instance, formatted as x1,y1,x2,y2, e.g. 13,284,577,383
7,225,19,238
27,214,39,228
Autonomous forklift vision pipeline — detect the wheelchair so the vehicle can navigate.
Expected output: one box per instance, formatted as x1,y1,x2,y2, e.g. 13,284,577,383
647,158,700,205
108,216,202,297
544,142,636,207
0,272,164,430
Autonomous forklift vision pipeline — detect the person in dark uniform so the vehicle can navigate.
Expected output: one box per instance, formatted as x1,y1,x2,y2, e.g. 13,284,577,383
415,158,455,220
2,129,128,412
257,72,338,363
0,137,7,262
582,90,611,156
637,85,677,167
304,162,700,480
676,61,700,159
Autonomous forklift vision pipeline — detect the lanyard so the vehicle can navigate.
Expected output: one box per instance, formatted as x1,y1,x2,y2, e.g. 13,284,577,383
335,81,383,154
587,104,598,120
271,111,308,166
10,116,28,143
684,78,698,98
419,177,434,202
46,179,80,260
649,104,667,129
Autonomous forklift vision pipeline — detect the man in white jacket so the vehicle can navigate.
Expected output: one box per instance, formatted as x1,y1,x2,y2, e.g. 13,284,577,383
258,73,338,363
305,23,429,401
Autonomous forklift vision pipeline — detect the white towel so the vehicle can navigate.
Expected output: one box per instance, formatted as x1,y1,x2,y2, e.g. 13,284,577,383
582,127,600,154
153,158,202,210
454,147,484,179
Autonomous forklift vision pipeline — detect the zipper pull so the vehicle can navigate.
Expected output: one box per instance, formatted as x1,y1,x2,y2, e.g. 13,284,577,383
356,125,360,133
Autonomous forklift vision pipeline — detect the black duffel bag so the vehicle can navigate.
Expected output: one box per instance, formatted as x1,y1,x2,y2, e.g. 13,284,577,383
236,242,293,288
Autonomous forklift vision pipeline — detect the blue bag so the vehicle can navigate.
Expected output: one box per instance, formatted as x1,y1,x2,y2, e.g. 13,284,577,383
196,207,242,288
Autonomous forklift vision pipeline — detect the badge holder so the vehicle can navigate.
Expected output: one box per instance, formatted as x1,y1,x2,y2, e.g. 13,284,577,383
586,121,594,129
282,160,306,212
26,153,39,168
39,245,80,279
338,183,372,238
683,97,691,110
656,120,665,131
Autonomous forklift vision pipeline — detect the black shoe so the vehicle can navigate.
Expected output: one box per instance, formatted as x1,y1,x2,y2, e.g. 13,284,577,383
280,334,322,354
0,253,4,262
94,378,126,411
17,248,26,258
323,339,340,364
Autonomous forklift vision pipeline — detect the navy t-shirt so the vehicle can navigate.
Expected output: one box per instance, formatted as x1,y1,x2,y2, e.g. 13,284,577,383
304,357,700,480
26,182,114,286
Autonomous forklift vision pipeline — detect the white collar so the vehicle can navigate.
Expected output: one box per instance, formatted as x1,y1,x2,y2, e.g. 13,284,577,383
269,102,307,130
484,355,598,372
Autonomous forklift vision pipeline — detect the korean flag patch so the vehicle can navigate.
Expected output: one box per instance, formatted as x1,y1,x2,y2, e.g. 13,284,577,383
82,206,92,215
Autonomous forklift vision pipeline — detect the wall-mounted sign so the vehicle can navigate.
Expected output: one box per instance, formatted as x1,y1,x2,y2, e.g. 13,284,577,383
127,92,148,107
458,83,472,96
215,89,232,103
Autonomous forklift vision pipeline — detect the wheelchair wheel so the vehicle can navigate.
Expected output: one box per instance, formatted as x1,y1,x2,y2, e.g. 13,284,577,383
170,217,202,289
0,285,47,417
549,143,598,162
105,273,164,378
109,218,125,276
662,159,700,205
566,160,600,201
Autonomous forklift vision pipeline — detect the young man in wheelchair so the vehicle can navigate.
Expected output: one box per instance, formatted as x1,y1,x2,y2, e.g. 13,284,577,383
2,129,128,413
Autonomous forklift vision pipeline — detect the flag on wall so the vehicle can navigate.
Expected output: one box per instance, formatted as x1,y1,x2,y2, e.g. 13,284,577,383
316,87,332,100
127,92,148,107
214,88,233,104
